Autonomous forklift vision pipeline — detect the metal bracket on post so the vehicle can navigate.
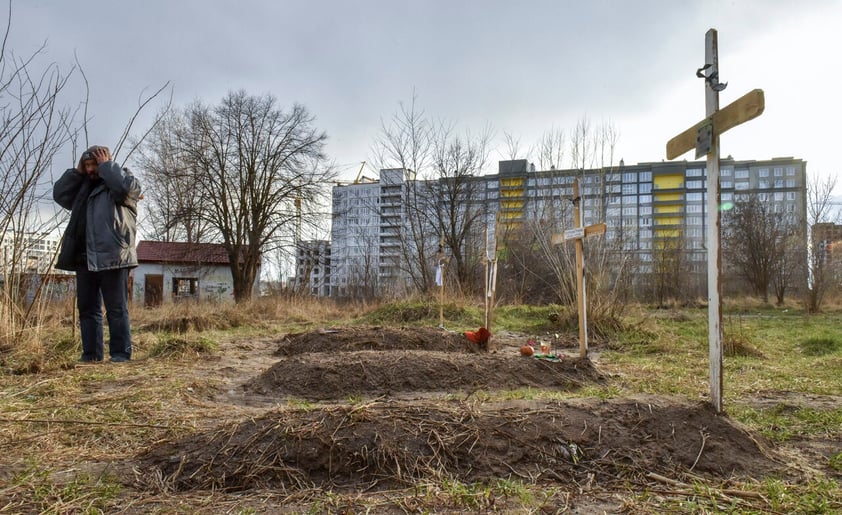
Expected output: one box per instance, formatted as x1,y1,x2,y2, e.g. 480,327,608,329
695,120,713,159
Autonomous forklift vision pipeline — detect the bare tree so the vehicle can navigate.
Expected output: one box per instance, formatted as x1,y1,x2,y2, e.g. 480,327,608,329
427,122,493,293
133,108,212,243
501,131,522,161
771,229,803,305
651,230,687,306
805,173,840,312
569,117,594,170
0,3,82,338
182,91,332,302
371,93,435,292
723,194,795,303
531,127,565,171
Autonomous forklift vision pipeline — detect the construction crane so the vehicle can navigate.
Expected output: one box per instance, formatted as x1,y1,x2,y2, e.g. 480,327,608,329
334,161,374,186
354,161,366,183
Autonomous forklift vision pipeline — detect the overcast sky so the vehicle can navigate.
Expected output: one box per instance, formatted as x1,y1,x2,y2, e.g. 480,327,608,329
7,0,841,182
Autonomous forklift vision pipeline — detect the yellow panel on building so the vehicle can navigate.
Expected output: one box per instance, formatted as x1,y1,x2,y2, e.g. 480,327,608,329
653,175,684,190
655,205,682,214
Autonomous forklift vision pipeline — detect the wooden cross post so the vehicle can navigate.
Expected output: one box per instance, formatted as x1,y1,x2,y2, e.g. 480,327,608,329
437,238,445,329
484,225,499,333
666,28,765,414
551,178,606,358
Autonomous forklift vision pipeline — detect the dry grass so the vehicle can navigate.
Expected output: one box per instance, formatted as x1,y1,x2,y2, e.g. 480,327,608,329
133,295,372,333
0,294,840,513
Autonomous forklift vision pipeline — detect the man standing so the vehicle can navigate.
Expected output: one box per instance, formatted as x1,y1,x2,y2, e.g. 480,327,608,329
53,146,141,362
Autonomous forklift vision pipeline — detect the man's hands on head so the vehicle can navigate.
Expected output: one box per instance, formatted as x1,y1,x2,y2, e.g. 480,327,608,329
92,147,111,164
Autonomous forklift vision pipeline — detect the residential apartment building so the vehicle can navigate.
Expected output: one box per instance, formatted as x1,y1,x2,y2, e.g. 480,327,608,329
293,239,331,297
321,157,807,298
0,231,61,275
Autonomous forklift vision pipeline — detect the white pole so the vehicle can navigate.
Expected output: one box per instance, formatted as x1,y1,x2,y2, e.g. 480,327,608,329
705,29,724,414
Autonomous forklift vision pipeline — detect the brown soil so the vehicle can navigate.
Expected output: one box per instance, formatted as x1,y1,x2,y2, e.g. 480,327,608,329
136,396,785,493
133,326,789,504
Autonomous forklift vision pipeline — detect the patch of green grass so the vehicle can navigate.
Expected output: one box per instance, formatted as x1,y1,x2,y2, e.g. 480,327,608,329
729,404,842,442
800,337,841,356
829,452,842,473
762,478,841,514
148,333,218,358
286,398,315,410
494,304,561,333
8,464,122,513
492,478,534,504
360,300,479,327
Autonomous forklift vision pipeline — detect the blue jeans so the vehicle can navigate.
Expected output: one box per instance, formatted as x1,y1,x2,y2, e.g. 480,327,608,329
76,266,132,361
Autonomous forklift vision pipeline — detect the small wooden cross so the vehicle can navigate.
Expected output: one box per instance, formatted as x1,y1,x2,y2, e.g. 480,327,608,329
666,28,765,414
551,178,606,359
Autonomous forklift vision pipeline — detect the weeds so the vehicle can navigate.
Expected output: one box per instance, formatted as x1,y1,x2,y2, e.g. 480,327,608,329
800,337,841,356
148,334,218,358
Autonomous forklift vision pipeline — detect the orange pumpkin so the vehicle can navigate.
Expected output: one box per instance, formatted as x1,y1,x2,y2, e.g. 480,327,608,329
520,345,534,357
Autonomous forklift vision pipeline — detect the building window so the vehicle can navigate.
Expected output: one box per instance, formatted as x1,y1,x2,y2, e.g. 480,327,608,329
774,180,784,188
639,171,652,181
687,192,703,201
686,180,703,189
786,179,796,188
759,180,770,189
757,168,769,177
774,167,783,177
736,169,750,179
735,182,750,191
640,206,652,215
787,192,796,200
639,194,652,204
639,183,652,194
774,192,784,202
721,180,733,189
687,168,703,177
173,277,198,299
687,204,703,213
622,184,637,194
786,167,796,176
622,172,637,183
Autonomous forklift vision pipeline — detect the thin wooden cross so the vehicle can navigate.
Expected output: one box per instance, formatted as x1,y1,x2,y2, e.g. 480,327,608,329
551,178,606,358
665,28,765,414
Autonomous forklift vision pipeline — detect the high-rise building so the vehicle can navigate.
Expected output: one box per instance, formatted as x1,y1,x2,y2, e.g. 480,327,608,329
293,239,331,297
0,231,62,275
322,157,807,298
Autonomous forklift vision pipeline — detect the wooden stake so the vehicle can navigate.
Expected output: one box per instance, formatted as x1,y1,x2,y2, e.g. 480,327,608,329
438,238,445,328
573,179,588,358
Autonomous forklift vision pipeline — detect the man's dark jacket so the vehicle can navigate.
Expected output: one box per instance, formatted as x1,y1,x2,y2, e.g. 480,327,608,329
53,161,142,271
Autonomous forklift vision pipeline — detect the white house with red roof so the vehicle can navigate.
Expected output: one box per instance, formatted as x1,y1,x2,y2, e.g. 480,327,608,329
133,241,258,306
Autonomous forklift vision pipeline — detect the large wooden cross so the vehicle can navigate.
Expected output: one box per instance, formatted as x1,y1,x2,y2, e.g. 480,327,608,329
666,28,765,414
551,178,606,358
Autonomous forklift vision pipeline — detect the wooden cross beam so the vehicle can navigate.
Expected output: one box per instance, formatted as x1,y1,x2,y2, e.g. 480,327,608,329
665,28,765,414
551,178,606,358
666,88,765,160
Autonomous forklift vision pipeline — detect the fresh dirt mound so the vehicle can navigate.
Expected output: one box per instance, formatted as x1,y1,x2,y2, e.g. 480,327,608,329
247,351,602,400
274,326,476,356
136,396,785,493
